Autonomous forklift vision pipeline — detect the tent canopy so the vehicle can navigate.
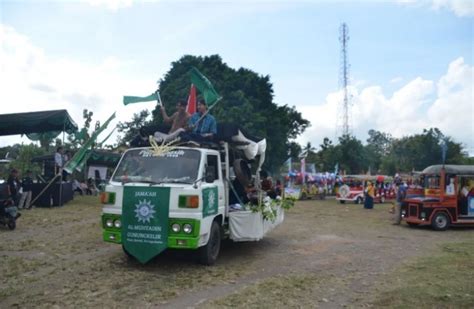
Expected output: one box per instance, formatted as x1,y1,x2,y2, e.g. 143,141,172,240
32,150,121,168
0,110,78,136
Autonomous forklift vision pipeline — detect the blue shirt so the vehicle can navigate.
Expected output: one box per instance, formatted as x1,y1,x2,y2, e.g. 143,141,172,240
188,112,217,135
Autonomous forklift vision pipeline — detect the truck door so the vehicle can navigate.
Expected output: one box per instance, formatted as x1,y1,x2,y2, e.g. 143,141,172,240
202,154,225,218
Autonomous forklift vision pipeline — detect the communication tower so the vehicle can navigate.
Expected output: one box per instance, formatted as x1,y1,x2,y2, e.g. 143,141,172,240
338,22,351,136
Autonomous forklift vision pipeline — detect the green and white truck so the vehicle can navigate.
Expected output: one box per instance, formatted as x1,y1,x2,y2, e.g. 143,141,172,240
101,136,284,265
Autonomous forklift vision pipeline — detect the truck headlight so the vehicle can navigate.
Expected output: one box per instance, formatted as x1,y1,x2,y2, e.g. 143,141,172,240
114,219,121,228
105,218,113,228
183,223,193,234
421,212,426,220
171,223,181,233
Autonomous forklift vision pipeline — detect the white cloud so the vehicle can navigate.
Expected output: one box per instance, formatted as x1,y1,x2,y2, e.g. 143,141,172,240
431,0,474,17
397,0,474,17
0,24,156,147
80,0,135,11
298,57,474,155
390,76,403,84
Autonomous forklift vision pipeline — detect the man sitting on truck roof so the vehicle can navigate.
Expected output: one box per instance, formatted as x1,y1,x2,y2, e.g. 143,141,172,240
180,99,217,143
154,100,191,143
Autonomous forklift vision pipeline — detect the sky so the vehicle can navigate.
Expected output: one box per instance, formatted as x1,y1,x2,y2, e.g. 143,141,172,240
0,0,473,155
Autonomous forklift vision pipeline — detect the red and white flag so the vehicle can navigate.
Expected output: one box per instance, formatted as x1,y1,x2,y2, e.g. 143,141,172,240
186,84,197,114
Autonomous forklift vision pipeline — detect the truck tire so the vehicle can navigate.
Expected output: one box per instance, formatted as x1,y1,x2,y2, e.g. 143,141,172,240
431,212,450,231
198,221,221,266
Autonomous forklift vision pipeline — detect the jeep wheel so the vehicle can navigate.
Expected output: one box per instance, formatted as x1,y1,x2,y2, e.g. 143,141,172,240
431,212,450,231
198,221,221,265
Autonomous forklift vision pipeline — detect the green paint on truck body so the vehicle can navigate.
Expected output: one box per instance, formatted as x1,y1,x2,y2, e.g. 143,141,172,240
202,187,218,217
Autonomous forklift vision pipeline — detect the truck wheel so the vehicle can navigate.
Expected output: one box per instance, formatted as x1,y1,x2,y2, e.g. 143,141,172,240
356,197,363,204
198,221,221,266
431,212,450,231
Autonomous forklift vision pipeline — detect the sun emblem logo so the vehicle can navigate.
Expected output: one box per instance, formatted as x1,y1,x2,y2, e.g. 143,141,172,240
208,190,216,209
134,199,156,223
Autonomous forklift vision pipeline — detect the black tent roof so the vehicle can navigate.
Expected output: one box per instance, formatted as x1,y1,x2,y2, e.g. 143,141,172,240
0,110,78,136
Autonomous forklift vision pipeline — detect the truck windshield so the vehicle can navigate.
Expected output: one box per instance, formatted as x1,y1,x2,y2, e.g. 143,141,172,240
112,148,201,184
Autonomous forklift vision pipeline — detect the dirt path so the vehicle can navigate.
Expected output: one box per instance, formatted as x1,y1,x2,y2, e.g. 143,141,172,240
1,196,472,308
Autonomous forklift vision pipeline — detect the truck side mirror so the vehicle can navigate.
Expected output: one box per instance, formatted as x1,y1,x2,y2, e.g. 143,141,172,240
205,166,216,183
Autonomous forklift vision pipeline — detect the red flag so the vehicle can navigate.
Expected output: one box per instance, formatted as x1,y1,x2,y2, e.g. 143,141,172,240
186,84,197,114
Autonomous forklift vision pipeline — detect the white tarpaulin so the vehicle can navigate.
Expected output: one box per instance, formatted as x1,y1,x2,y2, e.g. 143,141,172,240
229,206,284,242
87,165,107,180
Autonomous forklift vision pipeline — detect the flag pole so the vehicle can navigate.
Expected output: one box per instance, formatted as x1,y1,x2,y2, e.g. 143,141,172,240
30,173,61,207
59,121,65,207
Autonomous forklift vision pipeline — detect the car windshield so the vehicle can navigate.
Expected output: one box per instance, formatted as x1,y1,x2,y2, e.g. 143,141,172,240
112,148,201,184
425,175,440,189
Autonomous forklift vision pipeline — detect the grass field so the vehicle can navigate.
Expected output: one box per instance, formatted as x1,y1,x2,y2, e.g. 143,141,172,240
0,195,473,308
373,241,474,308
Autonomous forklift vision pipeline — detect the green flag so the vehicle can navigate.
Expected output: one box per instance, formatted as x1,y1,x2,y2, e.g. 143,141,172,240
189,67,221,106
64,112,116,174
74,127,116,173
122,186,170,264
123,92,161,106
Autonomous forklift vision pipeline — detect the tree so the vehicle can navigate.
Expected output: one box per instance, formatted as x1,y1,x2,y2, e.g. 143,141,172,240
379,128,466,174
337,135,367,174
68,109,96,149
315,137,340,172
10,144,46,175
116,110,151,146
152,55,309,172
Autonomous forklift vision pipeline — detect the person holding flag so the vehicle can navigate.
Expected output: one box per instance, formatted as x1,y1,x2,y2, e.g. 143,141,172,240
154,99,191,143
182,99,217,142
